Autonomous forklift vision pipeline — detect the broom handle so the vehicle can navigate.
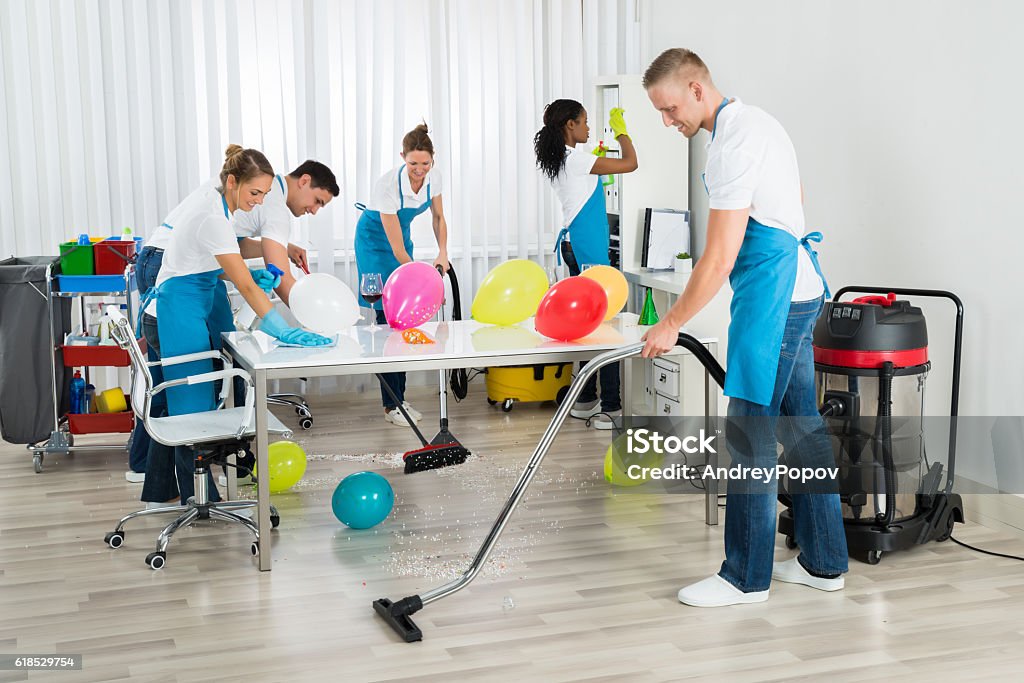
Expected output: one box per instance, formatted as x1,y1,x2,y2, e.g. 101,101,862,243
376,373,430,447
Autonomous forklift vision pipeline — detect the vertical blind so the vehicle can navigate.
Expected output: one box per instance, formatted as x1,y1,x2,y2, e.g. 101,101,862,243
0,0,641,298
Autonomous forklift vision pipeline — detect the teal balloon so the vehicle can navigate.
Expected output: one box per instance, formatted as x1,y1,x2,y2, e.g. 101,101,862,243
331,472,394,529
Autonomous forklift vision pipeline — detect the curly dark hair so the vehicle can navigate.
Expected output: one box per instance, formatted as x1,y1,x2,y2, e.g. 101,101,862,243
534,99,584,182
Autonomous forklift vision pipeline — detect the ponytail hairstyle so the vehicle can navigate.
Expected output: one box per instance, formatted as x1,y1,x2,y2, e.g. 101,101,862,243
402,123,435,157
534,99,585,182
219,144,275,191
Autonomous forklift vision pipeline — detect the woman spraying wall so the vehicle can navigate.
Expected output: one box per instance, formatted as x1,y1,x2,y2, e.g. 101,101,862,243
535,100,638,429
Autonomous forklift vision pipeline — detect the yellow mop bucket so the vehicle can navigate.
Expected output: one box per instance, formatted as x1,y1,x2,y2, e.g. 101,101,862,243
485,363,573,412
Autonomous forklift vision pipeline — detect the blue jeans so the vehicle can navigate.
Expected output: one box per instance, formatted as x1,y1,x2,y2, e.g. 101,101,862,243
720,296,847,592
127,247,166,474
375,309,406,410
140,309,221,504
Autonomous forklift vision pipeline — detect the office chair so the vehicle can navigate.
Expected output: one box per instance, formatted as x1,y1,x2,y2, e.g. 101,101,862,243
102,307,291,569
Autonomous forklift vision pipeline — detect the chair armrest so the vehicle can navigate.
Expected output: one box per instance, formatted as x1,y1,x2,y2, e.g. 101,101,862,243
158,350,231,367
150,369,255,439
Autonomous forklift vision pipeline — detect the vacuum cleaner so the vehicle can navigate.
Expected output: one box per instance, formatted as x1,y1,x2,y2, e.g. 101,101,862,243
778,286,965,564
374,288,964,640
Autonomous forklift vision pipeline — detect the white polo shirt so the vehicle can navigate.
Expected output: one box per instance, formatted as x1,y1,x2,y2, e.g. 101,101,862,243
145,183,241,317
551,145,599,227
145,176,292,251
369,165,442,213
233,174,292,246
705,98,823,301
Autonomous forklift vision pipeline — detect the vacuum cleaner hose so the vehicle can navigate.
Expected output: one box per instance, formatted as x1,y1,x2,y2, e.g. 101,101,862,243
444,267,469,400
877,361,897,526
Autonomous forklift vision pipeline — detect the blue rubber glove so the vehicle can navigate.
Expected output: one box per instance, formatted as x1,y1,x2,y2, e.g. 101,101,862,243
250,268,281,294
258,309,332,347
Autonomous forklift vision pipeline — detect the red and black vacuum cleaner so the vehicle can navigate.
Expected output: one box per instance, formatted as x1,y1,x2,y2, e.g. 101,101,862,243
778,286,965,564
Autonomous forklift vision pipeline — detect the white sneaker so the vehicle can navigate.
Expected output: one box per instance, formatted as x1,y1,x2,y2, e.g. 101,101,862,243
385,408,419,427
125,471,146,483
590,411,622,430
772,557,845,592
218,473,254,487
677,574,769,607
402,402,423,421
570,399,601,419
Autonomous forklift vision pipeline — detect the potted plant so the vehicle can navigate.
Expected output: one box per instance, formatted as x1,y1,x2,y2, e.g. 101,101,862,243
674,251,692,274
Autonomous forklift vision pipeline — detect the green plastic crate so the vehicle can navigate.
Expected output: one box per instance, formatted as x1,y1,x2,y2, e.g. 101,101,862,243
59,241,94,275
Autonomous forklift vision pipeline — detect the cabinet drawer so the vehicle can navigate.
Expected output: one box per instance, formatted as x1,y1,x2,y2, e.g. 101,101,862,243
656,393,682,417
653,358,680,399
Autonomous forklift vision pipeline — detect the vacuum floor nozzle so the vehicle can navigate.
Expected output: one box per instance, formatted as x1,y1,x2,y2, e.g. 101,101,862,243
373,596,423,642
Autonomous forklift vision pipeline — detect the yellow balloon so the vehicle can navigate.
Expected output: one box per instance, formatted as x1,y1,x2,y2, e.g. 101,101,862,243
603,433,664,487
581,265,628,321
471,259,549,326
252,440,308,493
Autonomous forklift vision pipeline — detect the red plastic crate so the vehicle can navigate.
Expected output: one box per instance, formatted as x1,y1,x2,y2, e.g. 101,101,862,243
67,410,134,435
62,338,145,367
94,238,136,275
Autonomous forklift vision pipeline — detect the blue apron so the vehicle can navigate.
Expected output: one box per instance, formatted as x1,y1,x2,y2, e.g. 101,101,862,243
354,165,432,309
554,176,609,268
138,193,236,415
705,98,830,405
725,221,825,405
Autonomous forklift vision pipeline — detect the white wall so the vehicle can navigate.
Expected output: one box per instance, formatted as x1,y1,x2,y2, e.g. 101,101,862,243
644,0,1024,418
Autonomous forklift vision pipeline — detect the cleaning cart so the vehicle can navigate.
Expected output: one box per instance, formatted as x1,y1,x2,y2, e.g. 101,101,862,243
16,250,139,472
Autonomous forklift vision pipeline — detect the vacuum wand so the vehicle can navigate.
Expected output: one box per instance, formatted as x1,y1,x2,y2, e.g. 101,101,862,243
373,333,724,642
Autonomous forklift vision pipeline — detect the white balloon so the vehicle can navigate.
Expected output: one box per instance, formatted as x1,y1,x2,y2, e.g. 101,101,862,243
288,273,361,334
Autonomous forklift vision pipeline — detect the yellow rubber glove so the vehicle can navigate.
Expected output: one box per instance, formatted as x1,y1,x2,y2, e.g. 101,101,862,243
609,107,629,139
592,141,608,157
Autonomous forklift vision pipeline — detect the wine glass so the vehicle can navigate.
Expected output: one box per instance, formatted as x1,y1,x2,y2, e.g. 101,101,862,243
360,273,384,332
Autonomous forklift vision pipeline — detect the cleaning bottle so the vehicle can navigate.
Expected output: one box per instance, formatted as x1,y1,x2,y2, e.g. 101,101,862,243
121,226,133,241
77,233,91,246
69,370,86,414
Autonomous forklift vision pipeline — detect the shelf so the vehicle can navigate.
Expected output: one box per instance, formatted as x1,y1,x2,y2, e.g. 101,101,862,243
62,339,144,367
67,411,134,435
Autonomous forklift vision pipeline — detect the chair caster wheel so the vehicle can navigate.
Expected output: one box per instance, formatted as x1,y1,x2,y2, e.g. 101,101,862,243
251,542,259,557
105,531,125,549
33,454,43,473
866,550,882,565
299,417,313,430
146,551,166,570
270,514,280,528
784,535,797,550
502,399,514,412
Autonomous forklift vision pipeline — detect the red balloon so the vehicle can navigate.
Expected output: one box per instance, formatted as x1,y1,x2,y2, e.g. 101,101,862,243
535,276,608,341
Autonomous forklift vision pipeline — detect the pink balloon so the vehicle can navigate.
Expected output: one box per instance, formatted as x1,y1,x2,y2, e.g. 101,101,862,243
382,262,444,331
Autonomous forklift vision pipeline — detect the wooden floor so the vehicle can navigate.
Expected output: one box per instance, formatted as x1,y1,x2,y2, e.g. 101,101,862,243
3,384,1024,682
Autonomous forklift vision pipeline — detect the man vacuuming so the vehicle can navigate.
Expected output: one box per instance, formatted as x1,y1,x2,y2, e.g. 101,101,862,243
640,48,849,607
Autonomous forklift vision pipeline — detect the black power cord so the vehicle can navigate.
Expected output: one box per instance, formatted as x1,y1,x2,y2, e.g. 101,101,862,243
949,535,1024,561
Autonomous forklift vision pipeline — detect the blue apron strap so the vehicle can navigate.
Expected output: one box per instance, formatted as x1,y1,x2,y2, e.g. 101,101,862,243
397,165,406,211
220,194,230,219
800,231,831,299
161,222,174,230
711,97,731,142
554,227,569,266
135,286,159,337
275,174,285,194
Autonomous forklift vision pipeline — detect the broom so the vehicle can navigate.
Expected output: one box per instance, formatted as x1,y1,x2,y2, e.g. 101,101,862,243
377,266,470,474
377,374,470,474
